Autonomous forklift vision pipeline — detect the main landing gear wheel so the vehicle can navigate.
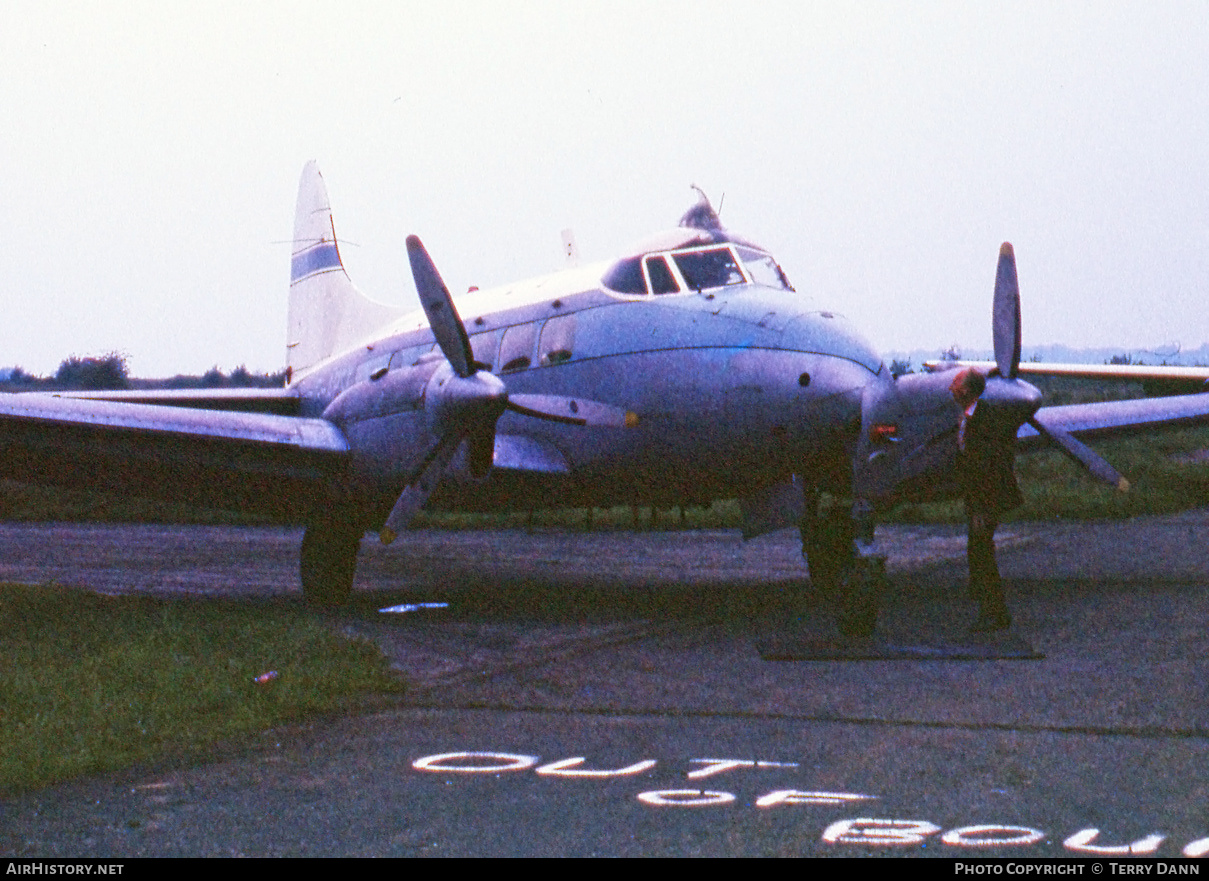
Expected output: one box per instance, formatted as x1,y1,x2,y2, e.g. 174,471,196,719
800,498,880,638
300,521,362,607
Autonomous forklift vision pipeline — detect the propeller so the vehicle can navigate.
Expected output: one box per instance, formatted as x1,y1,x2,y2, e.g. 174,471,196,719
1027,413,1130,491
992,243,1022,379
378,236,637,544
982,242,1128,492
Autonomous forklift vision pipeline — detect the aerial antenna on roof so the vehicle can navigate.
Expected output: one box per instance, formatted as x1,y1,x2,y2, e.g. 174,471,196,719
680,185,724,232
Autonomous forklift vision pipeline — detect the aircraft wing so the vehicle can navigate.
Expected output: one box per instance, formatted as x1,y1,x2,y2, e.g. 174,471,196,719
1019,392,1209,449
54,387,301,416
927,359,1209,392
0,393,349,520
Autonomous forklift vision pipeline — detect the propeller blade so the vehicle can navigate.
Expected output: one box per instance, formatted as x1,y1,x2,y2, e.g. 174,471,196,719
1028,416,1129,492
407,235,474,378
507,393,639,428
993,242,1022,380
379,431,463,544
380,389,636,544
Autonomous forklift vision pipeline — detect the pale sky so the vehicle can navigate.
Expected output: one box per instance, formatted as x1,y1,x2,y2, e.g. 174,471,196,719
2,1,1207,377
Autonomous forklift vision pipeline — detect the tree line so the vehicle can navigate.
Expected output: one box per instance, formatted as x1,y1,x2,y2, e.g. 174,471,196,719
1,353,286,392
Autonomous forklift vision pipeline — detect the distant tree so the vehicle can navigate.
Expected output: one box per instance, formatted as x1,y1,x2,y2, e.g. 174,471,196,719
161,373,203,389
155,365,287,390
1108,353,1142,366
889,358,913,378
4,366,36,385
200,366,226,388
225,365,288,388
55,353,129,390
940,345,962,362
229,365,255,387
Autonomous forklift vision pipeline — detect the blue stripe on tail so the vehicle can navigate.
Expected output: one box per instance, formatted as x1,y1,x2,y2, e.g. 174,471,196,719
291,243,342,283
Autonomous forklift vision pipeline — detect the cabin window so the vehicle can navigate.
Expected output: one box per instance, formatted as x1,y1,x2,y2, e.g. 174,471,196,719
539,315,576,366
469,330,499,371
355,353,391,383
498,323,537,373
390,343,437,370
671,246,746,291
644,256,679,294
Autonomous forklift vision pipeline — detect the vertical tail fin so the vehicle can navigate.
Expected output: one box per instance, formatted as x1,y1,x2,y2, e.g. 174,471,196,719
286,161,404,380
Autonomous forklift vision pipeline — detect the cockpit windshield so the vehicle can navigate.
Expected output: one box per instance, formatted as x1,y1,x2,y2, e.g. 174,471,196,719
672,247,746,291
602,242,794,296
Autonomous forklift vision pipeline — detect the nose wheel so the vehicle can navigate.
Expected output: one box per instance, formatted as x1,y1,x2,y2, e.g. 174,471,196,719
799,492,883,638
799,500,854,597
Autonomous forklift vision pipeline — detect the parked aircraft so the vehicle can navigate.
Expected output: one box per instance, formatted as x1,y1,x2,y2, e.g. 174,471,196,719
4,162,1209,620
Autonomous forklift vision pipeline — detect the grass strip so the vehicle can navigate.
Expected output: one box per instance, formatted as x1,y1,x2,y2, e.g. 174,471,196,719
414,426,1209,529
0,584,403,792
892,425,1209,523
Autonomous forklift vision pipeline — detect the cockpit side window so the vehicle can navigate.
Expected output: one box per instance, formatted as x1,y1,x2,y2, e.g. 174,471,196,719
643,256,679,295
601,256,646,294
671,247,746,291
736,246,795,291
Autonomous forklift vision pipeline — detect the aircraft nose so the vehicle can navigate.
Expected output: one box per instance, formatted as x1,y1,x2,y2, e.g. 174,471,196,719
780,310,883,378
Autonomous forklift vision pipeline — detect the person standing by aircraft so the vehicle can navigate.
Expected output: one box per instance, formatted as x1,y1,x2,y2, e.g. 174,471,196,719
950,367,1023,633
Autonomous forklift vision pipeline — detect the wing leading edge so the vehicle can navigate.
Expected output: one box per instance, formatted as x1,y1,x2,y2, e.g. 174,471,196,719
53,388,302,416
1021,393,1209,449
929,359,1209,390
0,394,349,521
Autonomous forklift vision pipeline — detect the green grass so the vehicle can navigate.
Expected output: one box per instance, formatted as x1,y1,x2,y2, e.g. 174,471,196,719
0,585,404,792
418,426,1209,529
881,426,1209,523
0,480,273,525
415,500,745,532
1012,425,1209,521
6,392,1209,533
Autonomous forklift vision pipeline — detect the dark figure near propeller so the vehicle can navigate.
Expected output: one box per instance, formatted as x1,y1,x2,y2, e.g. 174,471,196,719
950,367,1022,632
